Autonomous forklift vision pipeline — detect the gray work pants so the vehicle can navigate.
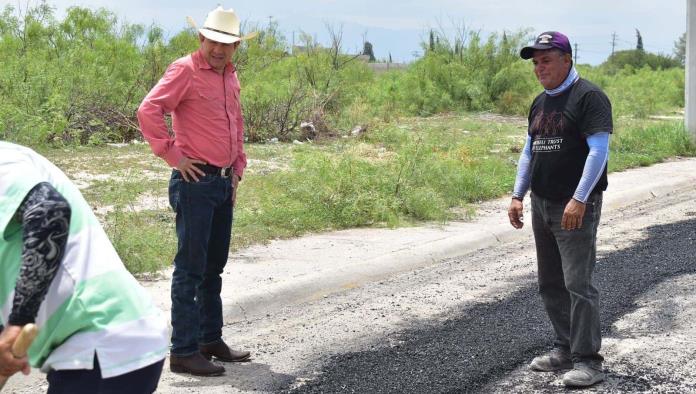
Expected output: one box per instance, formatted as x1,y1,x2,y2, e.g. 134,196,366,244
531,192,604,363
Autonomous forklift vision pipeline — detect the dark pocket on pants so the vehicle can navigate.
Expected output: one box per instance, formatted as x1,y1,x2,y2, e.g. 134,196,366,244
168,170,181,212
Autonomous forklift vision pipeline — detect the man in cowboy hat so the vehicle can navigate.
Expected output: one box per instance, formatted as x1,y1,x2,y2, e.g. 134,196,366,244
138,6,256,376
508,31,612,387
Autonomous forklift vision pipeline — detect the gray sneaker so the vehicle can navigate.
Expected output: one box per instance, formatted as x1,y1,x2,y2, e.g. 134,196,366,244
529,348,573,371
562,362,605,387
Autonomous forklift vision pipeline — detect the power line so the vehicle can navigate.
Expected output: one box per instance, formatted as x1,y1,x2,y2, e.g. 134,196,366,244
574,43,578,63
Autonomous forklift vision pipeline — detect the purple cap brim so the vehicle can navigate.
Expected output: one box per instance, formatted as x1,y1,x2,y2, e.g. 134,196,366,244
520,44,556,59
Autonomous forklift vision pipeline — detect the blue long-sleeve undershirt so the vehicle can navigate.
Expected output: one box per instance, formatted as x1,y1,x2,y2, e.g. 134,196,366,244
511,135,533,200
512,132,610,203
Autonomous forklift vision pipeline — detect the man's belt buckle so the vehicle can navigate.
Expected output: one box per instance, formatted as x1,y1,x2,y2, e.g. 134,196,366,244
220,167,231,178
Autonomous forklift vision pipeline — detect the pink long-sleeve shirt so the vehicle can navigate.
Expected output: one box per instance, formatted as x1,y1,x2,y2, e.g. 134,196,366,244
137,49,247,179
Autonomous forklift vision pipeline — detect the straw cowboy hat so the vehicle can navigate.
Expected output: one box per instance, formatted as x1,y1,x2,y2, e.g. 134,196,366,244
188,6,257,44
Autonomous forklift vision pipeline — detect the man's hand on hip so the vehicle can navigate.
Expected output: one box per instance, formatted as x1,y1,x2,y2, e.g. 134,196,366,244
0,325,30,377
177,157,207,182
562,198,586,230
508,198,524,229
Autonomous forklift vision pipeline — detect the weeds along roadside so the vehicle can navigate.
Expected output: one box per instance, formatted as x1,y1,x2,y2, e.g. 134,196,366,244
40,117,696,276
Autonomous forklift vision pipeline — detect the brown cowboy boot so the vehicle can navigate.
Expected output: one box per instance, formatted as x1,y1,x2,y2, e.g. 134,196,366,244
199,340,251,362
170,352,225,376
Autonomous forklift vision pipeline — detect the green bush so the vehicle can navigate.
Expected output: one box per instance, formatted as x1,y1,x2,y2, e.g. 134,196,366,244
601,49,681,74
604,67,684,118
394,30,531,115
490,61,538,115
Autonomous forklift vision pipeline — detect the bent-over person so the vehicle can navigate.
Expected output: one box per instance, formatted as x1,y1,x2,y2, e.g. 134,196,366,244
0,141,168,393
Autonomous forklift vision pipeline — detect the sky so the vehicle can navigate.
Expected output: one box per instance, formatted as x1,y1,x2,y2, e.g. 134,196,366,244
1,0,687,65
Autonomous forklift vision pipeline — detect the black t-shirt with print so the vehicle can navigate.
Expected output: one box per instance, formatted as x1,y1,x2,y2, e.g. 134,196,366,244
527,78,613,201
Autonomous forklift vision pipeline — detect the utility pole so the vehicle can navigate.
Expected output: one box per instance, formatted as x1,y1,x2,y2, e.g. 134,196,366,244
574,43,578,64
687,0,696,140
610,32,617,56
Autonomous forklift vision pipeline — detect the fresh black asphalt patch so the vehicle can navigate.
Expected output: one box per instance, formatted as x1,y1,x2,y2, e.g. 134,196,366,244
290,218,696,393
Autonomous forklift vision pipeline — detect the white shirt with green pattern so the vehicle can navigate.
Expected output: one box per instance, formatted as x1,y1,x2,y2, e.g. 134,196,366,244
0,142,168,377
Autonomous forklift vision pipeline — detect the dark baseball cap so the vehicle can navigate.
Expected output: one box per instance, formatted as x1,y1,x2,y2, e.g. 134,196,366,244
520,31,572,59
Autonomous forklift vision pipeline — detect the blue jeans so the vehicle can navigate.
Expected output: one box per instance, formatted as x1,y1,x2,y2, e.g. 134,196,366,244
531,192,603,363
47,355,164,394
168,170,233,356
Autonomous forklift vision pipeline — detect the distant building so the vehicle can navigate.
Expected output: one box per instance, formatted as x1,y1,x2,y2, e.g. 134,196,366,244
292,45,313,54
367,62,408,73
291,44,408,73
353,53,408,72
